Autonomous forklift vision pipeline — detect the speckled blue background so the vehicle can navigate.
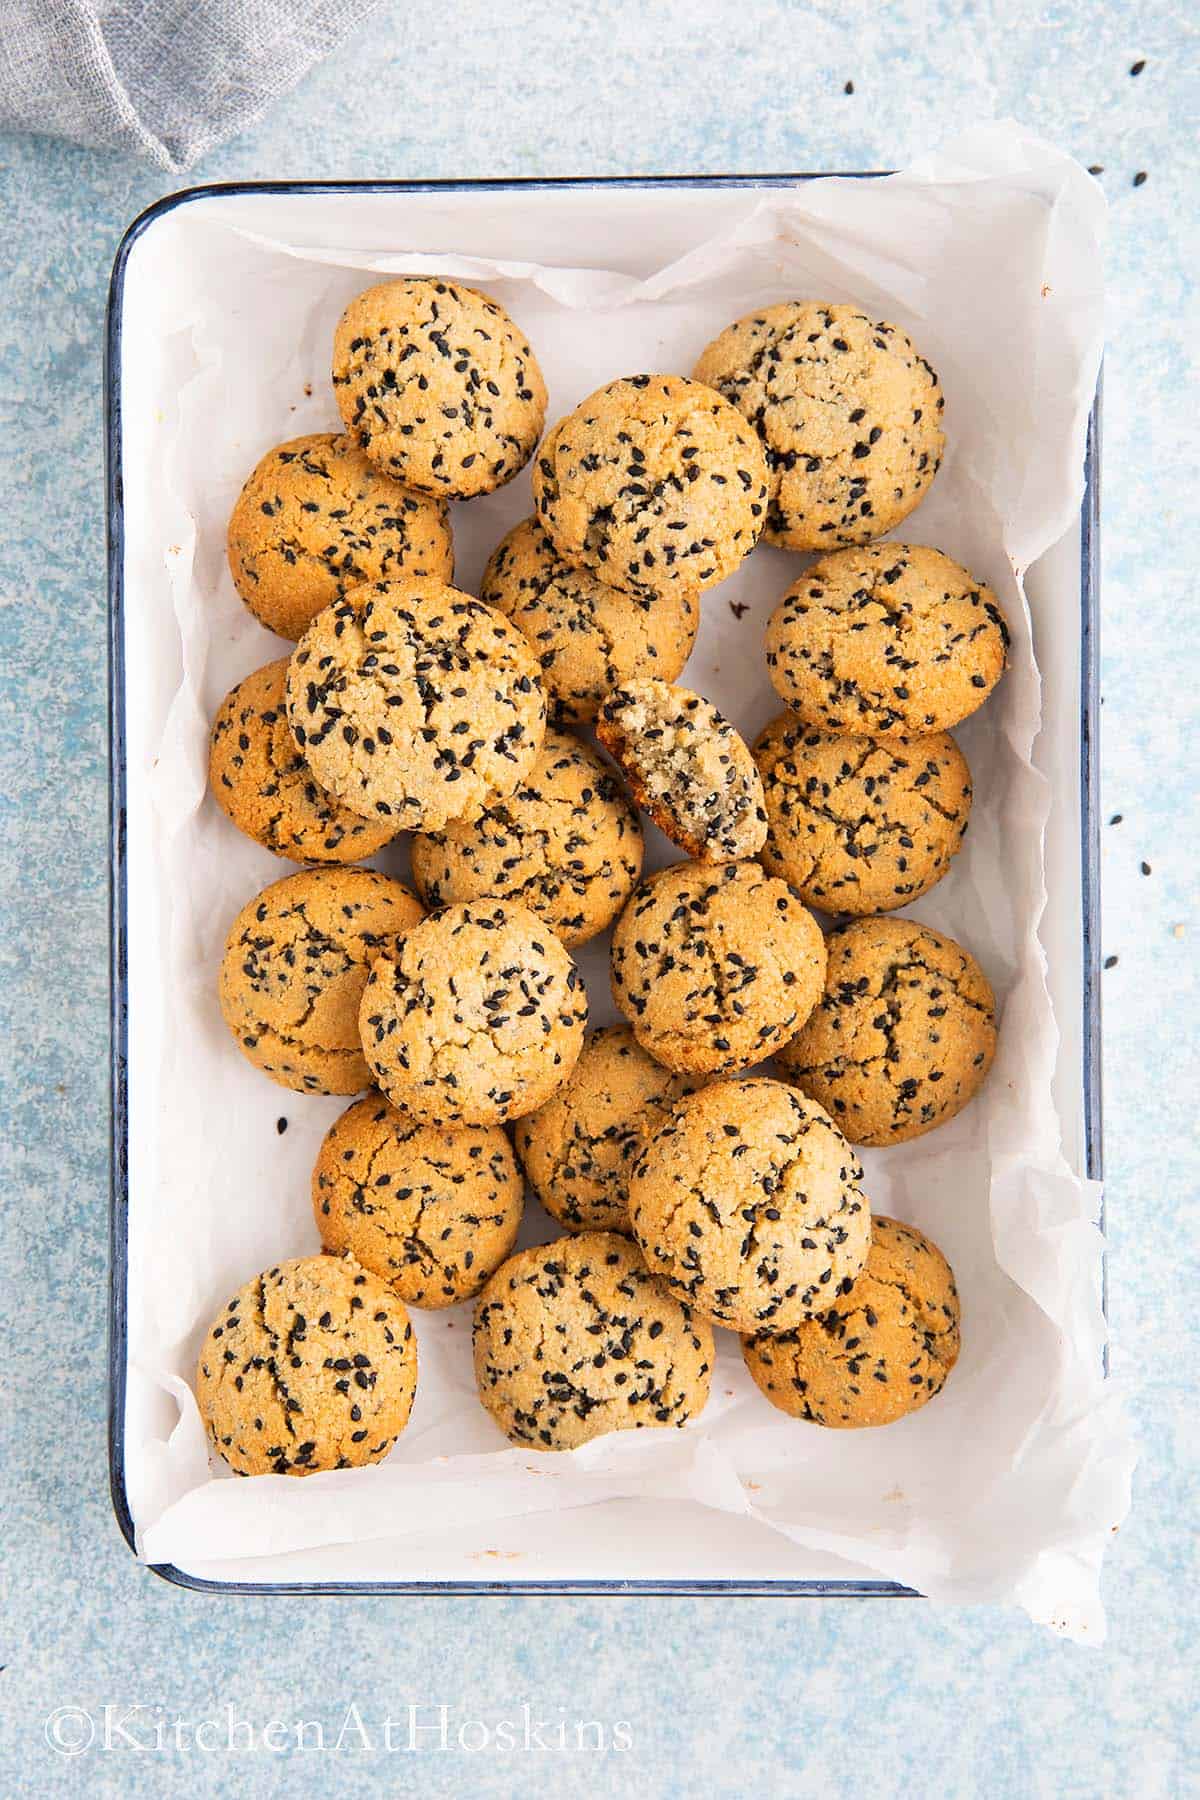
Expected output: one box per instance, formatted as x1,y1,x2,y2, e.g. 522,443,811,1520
1,1,1196,1792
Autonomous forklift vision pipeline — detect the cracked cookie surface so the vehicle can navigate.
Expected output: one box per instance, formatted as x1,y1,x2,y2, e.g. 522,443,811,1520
765,543,1009,737
597,678,767,864
629,1078,870,1334
742,1214,960,1426
531,374,769,602
359,900,588,1126
693,302,944,551
218,867,423,1094
754,713,971,914
332,278,546,497
226,432,453,640
473,1231,714,1450
514,1024,704,1234
410,727,643,948
778,915,996,1145
210,658,396,864
313,1091,523,1308
287,579,546,830
196,1253,417,1476
610,860,826,1076
481,515,698,722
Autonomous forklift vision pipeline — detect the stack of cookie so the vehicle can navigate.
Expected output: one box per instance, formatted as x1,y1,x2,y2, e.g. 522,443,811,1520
197,277,1003,1480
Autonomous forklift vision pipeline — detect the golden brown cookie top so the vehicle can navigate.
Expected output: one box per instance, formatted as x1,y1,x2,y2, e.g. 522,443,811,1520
226,432,453,640
741,1214,961,1427
693,301,944,551
332,279,547,498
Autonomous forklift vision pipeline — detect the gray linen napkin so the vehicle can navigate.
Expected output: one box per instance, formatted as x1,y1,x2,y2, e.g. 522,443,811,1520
0,0,379,171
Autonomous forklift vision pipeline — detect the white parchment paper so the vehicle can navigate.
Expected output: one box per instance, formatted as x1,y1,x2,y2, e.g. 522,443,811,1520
120,123,1135,1638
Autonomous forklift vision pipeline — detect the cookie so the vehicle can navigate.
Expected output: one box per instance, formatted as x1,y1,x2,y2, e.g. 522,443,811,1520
513,1024,703,1234
610,860,826,1075
359,900,588,1126
218,867,423,1094
693,302,944,551
596,679,767,864
531,375,769,602
313,1092,523,1308
778,915,997,1145
209,658,396,865
196,1254,417,1476
410,728,642,949
472,1232,714,1450
765,543,1009,737
226,433,453,641
629,1078,870,1334
741,1215,960,1427
480,516,699,723
754,714,971,914
287,579,546,831
332,278,547,498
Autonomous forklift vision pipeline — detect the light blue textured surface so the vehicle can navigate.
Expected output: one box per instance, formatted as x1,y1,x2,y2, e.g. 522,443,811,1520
1,1,1196,1792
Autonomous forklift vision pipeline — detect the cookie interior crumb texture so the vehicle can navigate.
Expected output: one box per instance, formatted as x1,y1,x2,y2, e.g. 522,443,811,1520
332,278,547,498
472,1232,715,1450
597,678,768,863
196,1254,418,1476
741,1214,961,1427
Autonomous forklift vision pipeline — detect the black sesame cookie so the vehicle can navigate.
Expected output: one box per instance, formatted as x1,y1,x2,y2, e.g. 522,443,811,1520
287,579,546,831
753,713,971,914
313,1091,523,1308
778,915,997,1145
596,679,768,864
741,1215,961,1427
226,433,454,641
513,1024,704,1234
359,900,588,1127
765,543,1009,737
410,728,642,949
480,516,699,723
693,302,944,551
209,658,396,865
531,375,769,602
196,1253,418,1476
218,867,423,1095
472,1231,714,1450
332,278,547,498
609,860,826,1076
628,1078,870,1334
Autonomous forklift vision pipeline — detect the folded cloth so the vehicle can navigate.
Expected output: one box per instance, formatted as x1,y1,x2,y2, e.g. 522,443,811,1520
0,0,379,172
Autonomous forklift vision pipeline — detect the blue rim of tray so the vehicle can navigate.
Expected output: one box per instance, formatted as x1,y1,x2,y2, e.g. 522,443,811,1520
106,175,1103,1597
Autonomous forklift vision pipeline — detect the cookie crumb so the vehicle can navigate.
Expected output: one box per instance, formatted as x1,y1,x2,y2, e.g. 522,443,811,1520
1104,955,1119,969
729,600,749,620
276,1117,288,1135
1133,171,1148,187
1088,165,1104,176
1129,59,1145,76
1140,861,1152,875
1109,812,1122,824
844,79,854,94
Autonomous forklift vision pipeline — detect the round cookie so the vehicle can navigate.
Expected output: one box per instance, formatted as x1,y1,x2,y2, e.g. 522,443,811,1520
596,679,767,864
472,1232,714,1450
628,1078,870,1334
778,915,997,1145
287,579,546,831
313,1092,523,1308
693,301,944,551
359,900,588,1126
754,713,971,914
332,278,547,498
610,860,826,1076
513,1024,704,1234
226,433,453,641
481,516,699,723
741,1215,961,1427
410,728,643,948
531,374,769,602
196,1254,417,1476
209,658,396,864
765,543,1009,737
219,867,423,1094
